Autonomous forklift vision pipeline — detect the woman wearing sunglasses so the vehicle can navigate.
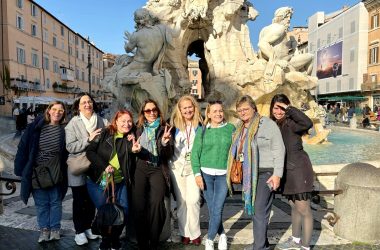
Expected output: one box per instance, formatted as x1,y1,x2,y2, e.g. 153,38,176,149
14,101,68,243
191,100,235,250
131,99,173,250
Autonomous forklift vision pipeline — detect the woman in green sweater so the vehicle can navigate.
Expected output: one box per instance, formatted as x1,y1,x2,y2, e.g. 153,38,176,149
191,101,235,250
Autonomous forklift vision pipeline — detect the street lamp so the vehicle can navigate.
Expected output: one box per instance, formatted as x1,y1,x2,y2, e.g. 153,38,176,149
87,36,92,94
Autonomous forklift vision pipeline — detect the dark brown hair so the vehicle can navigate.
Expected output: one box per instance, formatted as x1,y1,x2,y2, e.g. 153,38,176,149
137,99,165,127
72,92,98,116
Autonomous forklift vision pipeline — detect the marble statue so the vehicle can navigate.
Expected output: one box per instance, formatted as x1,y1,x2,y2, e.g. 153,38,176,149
103,2,329,143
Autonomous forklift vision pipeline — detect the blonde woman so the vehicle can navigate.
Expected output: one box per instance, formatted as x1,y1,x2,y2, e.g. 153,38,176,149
170,95,203,245
191,101,235,250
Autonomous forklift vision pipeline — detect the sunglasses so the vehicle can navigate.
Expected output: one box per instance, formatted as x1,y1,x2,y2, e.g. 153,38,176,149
208,100,223,105
143,108,158,114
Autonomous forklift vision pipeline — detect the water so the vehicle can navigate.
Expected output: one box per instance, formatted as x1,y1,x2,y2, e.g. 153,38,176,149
304,128,380,165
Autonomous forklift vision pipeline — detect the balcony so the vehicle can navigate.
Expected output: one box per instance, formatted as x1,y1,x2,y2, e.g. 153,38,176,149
53,83,82,94
362,74,380,91
10,79,45,92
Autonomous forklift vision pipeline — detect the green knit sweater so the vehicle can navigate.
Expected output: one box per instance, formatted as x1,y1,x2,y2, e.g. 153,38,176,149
191,123,235,175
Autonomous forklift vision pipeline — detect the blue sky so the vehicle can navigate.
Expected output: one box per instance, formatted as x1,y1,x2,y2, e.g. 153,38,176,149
34,0,360,54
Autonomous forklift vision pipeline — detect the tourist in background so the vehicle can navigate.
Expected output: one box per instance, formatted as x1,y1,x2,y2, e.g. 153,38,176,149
270,94,314,250
191,100,235,250
14,101,68,243
86,109,135,250
170,95,203,246
226,95,285,250
131,99,173,250
65,93,107,245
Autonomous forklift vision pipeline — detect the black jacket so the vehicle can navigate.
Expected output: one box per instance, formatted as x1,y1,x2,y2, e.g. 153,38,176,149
86,129,135,187
279,106,314,194
135,125,173,190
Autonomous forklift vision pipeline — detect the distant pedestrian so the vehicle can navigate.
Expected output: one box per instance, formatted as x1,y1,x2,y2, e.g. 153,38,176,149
14,101,68,243
13,104,22,136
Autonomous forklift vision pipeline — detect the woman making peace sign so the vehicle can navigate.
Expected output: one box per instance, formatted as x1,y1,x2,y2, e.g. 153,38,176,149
131,99,173,250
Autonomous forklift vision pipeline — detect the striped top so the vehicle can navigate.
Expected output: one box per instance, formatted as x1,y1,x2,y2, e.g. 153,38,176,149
36,124,62,165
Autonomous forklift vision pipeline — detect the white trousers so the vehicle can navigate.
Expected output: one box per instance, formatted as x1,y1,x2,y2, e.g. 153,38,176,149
170,168,201,240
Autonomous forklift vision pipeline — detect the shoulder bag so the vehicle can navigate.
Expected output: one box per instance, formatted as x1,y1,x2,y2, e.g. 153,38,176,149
67,152,91,175
32,154,62,189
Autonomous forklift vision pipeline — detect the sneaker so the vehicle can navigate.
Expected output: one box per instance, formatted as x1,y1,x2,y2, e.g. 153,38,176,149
38,229,50,243
218,234,228,250
49,230,60,241
205,238,214,250
75,232,88,245
275,237,301,250
84,229,101,240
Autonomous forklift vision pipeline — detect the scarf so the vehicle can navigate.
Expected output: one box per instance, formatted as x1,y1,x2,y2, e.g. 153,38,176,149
80,112,97,134
143,117,160,162
227,113,261,215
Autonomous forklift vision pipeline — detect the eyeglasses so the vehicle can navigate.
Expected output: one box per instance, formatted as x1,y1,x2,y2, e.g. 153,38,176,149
51,108,65,113
143,108,158,114
237,108,251,113
79,100,93,105
208,100,222,105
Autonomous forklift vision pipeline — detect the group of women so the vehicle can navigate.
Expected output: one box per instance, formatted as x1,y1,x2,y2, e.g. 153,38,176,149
14,92,314,250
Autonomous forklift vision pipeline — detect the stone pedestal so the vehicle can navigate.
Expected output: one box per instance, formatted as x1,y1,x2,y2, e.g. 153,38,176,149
334,163,380,243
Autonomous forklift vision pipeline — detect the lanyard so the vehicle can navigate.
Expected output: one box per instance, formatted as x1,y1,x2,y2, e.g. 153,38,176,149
185,123,192,151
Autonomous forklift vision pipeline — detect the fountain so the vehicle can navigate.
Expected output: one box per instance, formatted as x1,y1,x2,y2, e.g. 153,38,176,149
102,1,329,143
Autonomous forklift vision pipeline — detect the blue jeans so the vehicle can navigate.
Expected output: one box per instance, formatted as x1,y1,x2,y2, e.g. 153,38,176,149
86,178,128,216
32,185,62,230
202,172,228,240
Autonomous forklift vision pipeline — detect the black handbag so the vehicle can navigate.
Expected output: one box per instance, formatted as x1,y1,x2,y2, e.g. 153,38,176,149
32,154,62,189
91,173,125,236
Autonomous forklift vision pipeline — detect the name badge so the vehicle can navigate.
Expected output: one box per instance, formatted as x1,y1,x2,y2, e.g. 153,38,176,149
238,153,244,162
185,152,191,161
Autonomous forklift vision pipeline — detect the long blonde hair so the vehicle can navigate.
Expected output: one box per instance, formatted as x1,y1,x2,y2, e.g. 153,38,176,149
170,95,202,131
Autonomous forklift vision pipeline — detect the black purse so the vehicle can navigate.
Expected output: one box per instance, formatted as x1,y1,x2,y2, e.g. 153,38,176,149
91,173,125,236
32,154,62,189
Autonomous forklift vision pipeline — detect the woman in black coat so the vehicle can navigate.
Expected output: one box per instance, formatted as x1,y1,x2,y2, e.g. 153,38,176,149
86,109,135,250
131,99,173,250
270,94,314,250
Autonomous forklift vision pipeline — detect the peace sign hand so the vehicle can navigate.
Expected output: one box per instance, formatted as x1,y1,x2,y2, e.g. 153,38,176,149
161,125,173,145
131,136,141,153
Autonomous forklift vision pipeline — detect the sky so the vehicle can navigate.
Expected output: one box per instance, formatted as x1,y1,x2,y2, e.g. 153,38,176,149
34,0,360,55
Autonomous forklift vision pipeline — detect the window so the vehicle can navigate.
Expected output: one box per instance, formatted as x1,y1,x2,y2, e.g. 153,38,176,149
372,14,379,29
81,71,85,81
75,49,79,58
81,40,84,49
371,74,377,83
60,26,64,36
17,47,25,64
69,46,72,55
75,36,78,45
350,48,355,63
337,80,341,91
53,36,57,47
75,68,79,79
53,61,59,73
31,51,39,67
326,82,330,92
31,3,37,17
350,21,355,34
349,78,354,90
16,15,24,30
82,53,84,61
370,47,379,64
92,75,95,84
61,41,64,50
43,56,49,70
42,13,47,25
31,24,37,36
46,78,50,88
16,0,23,9
338,27,343,39
43,29,48,42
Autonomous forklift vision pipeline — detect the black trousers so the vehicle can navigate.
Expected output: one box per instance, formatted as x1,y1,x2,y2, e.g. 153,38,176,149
71,185,96,234
132,163,166,250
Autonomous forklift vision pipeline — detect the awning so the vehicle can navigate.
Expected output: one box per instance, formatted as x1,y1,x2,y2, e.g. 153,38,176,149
13,96,74,105
317,95,368,102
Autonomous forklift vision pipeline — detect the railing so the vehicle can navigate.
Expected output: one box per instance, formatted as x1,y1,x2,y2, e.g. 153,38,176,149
11,80,45,92
361,81,380,91
0,173,21,196
53,86,82,94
